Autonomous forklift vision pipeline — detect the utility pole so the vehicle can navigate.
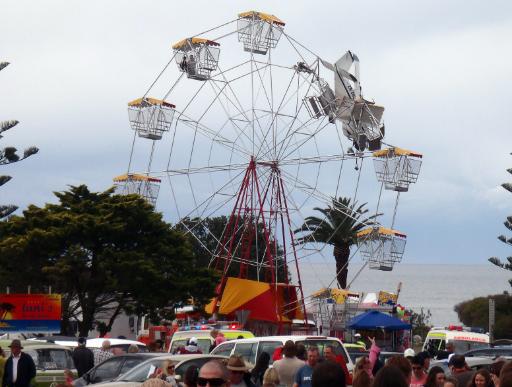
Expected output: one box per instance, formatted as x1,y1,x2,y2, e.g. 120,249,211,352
489,298,495,344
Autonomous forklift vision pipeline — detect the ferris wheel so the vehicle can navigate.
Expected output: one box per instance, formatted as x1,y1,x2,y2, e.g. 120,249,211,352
115,11,422,327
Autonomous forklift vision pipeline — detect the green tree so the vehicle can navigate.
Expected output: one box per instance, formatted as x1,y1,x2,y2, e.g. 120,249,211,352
294,197,379,289
489,154,512,286
177,216,288,283
0,185,217,336
455,293,512,339
407,308,432,339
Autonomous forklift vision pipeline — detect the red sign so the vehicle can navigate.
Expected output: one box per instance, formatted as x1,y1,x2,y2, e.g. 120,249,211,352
0,294,61,321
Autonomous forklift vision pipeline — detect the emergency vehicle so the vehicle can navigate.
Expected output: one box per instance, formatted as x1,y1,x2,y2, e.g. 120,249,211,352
422,325,490,355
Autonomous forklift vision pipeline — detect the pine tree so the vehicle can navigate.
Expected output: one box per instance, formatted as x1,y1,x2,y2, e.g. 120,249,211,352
0,61,39,218
489,153,512,287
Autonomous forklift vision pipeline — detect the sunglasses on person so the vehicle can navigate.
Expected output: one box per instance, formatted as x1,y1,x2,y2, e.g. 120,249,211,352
196,377,226,387
412,366,423,371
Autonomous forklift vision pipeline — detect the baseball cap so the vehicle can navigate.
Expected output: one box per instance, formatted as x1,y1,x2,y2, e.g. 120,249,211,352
404,348,415,358
188,337,198,346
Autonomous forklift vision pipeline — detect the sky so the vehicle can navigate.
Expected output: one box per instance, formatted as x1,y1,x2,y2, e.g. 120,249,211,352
1,0,512,272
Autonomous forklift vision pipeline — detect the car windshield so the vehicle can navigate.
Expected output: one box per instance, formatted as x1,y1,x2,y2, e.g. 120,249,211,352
453,340,488,353
170,339,210,355
26,348,75,370
295,340,348,362
118,359,168,382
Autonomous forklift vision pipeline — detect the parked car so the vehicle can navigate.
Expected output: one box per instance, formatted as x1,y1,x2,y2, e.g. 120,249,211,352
430,356,495,376
74,353,165,386
0,340,76,387
209,335,354,371
464,346,512,358
92,354,228,387
29,337,148,353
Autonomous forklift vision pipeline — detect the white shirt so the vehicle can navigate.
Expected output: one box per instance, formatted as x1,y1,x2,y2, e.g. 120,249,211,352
12,354,20,383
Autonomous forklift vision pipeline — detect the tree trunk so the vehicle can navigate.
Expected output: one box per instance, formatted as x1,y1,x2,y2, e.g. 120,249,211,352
333,244,350,289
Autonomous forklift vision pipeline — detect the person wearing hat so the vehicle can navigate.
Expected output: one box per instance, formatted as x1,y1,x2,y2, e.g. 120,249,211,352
226,355,254,387
2,339,36,387
354,334,366,350
72,337,94,377
178,337,202,354
404,348,415,360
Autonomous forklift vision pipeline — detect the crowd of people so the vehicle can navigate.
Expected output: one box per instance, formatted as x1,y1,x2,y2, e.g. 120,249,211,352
351,342,512,387
4,336,512,387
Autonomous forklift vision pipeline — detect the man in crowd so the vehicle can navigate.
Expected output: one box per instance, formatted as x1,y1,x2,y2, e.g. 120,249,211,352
410,355,427,387
2,339,36,387
72,337,95,377
273,341,304,387
198,360,230,387
417,351,431,372
449,354,474,387
293,346,319,387
437,342,454,360
312,361,346,387
404,348,415,361
323,345,352,385
226,355,254,387
94,340,113,365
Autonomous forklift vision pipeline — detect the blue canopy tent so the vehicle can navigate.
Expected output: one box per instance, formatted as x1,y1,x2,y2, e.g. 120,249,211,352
348,310,411,350
348,310,411,331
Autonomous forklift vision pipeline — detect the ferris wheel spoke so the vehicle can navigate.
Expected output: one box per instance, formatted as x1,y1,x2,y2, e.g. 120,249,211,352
280,118,332,161
280,169,382,228
176,113,252,159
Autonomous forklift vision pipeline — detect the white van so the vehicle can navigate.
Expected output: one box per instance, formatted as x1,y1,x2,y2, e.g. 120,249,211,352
210,335,354,371
422,327,489,356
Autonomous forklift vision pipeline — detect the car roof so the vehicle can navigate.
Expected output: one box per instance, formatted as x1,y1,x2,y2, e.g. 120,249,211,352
0,340,70,350
215,335,340,343
172,330,252,337
29,337,146,348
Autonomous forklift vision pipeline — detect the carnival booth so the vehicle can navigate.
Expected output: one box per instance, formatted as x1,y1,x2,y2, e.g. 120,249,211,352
348,310,411,351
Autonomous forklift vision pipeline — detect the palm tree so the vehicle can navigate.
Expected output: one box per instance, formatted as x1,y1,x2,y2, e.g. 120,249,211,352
294,197,379,289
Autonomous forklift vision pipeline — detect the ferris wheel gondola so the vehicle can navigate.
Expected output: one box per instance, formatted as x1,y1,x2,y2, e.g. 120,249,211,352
127,97,176,140
373,147,423,192
237,11,285,55
356,227,407,271
113,173,161,206
172,38,220,81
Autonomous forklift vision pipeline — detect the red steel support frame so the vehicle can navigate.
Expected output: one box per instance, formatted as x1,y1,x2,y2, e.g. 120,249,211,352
212,157,307,328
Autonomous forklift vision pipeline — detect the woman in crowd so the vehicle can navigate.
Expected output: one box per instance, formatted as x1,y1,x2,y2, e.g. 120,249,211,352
250,352,270,387
468,369,493,387
372,365,408,387
424,366,446,387
261,368,280,387
352,356,372,387
443,376,458,387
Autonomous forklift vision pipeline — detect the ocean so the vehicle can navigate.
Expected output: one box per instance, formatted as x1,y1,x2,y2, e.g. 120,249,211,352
299,263,511,326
